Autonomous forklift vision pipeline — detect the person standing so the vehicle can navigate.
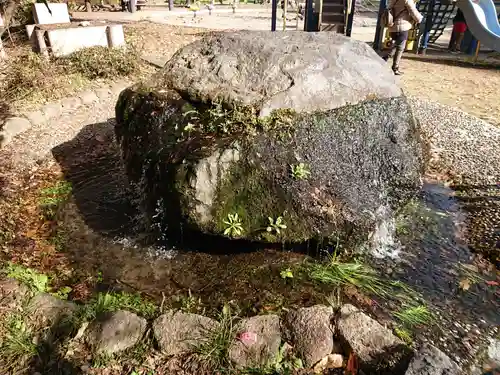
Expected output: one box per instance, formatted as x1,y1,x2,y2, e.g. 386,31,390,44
383,0,423,75
451,8,467,53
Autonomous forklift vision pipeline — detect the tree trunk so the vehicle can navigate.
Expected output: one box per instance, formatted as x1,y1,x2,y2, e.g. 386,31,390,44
85,1,92,12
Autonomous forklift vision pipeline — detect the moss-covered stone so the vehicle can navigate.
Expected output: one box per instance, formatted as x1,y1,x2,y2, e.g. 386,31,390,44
114,32,424,247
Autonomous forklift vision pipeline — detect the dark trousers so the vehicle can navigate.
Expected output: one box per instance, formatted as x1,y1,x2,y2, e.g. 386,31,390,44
386,30,409,70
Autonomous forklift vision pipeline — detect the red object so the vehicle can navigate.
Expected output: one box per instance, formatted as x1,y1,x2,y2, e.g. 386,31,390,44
453,22,468,33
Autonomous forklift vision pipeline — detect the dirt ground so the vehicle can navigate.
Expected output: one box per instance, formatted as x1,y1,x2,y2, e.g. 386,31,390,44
400,56,500,127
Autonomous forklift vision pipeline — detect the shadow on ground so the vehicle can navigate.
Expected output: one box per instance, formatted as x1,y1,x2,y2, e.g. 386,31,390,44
404,53,500,70
49,120,329,315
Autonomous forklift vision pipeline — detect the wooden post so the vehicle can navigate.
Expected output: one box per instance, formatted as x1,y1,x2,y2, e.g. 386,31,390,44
473,40,481,64
0,38,6,60
35,29,49,59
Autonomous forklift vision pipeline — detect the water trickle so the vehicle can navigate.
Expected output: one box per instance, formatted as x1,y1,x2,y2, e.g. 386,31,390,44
370,204,401,259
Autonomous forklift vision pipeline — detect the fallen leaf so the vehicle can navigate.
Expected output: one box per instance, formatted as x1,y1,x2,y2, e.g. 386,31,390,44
459,278,471,291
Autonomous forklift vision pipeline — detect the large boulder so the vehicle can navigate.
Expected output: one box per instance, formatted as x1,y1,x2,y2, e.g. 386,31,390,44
115,31,424,245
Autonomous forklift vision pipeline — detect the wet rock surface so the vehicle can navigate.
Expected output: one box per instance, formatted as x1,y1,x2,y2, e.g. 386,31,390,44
86,310,147,355
281,305,334,367
115,31,424,245
337,304,411,373
405,343,461,375
229,314,281,368
153,310,218,356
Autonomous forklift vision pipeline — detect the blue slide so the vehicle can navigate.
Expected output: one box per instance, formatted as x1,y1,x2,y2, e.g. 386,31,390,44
457,0,500,52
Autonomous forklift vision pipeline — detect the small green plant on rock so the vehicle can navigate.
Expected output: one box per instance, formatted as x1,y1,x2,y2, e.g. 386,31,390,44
266,216,287,235
394,326,413,345
290,163,311,180
223,213,244,238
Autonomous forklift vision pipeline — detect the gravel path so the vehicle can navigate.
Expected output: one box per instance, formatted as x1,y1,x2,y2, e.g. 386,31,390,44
0,81,129,172
410,96,500,186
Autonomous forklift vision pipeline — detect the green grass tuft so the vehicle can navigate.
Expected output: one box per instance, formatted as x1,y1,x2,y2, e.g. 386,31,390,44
192,304,239,371
78,291,158,322
306,254,393,298
393,304,432,328
0,313,38,373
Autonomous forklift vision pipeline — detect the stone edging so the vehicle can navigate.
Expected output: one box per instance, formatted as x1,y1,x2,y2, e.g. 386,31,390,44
0,80,130,149
0,277,476,375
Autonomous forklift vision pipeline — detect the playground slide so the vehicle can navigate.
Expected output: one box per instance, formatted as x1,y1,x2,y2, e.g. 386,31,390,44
457,0,500,52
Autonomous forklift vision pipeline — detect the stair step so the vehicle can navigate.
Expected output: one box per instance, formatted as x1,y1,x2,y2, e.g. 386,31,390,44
322,12,345,22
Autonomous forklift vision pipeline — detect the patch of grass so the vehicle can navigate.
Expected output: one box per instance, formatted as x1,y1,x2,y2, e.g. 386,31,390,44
175,289,205,314
78,291,158,321
242,343,304,374
393,305,433,328
92,351,114,368
306,253,393,299
39,180,72,220
290,163,311,180
0,313,38,373
192,304,239,371
59,46,140,80
48,228,68,252
4,262,49,292
394,326,413,345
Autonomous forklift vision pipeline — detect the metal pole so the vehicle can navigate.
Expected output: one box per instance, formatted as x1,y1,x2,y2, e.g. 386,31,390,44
373,0,387,50
345,0,355,36
271,0,278,30
283,0,287,30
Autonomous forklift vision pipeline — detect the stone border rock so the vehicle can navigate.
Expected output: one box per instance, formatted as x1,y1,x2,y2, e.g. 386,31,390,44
0,81,129,149
0,276,468,375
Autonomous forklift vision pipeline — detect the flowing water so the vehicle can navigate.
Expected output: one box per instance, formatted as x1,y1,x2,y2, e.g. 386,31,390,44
49,120,498,363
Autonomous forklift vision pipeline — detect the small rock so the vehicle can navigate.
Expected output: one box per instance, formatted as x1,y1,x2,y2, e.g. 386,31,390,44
79,90,99,105
488,339,500,364
42,103,62,119
95,87,112,100
29,293,77,329
0,117,32,147
0,278,30,310
312,354,344,373
24,110,46,126
405,343,462,375
229,314,281,368
153,310,218,356
281,305,334,367
86,310,147,355
337,304,410,372
61,97,82,111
